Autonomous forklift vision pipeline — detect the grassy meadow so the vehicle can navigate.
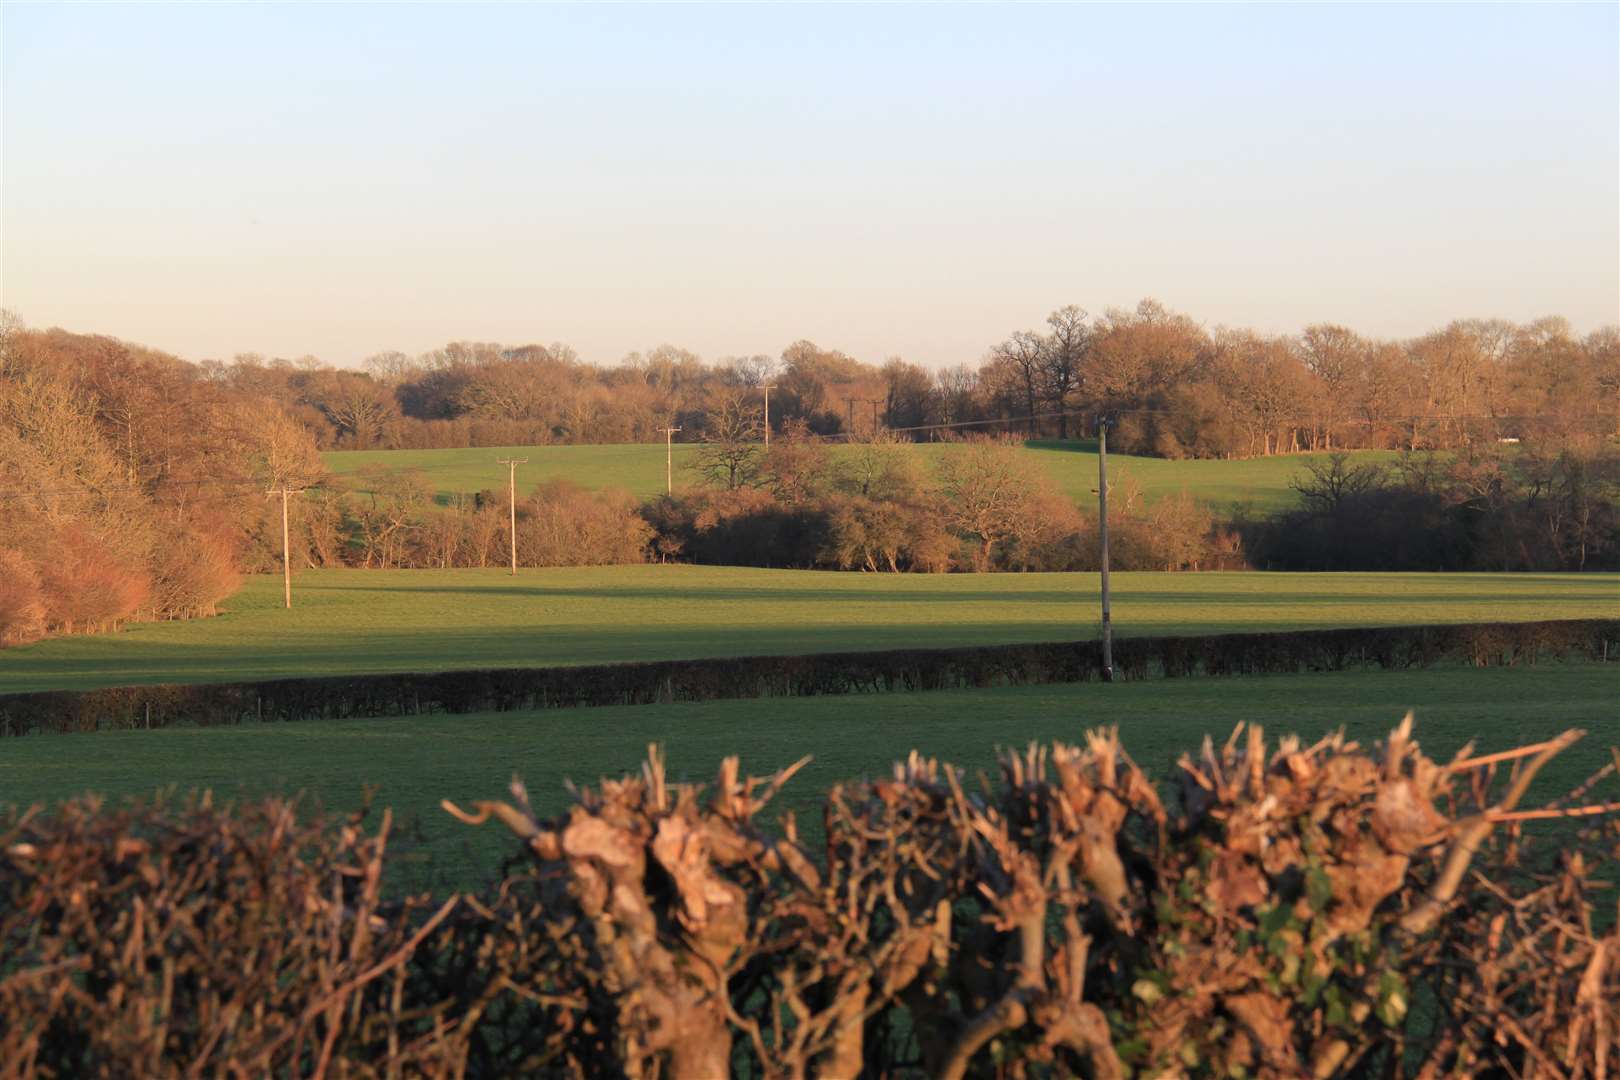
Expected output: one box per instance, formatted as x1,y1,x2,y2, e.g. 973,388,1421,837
4,664,1614,888
2,566,1613,693
324,439,1404,512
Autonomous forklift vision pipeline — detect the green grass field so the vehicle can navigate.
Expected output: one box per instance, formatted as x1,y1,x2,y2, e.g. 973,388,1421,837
4,664,1614,888
2,567,1612,693
324,439,1403,512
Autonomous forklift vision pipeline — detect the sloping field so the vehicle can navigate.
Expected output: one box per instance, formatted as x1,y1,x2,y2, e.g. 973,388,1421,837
324,440,1402,511
4,664,1613,887
1,566,1612,692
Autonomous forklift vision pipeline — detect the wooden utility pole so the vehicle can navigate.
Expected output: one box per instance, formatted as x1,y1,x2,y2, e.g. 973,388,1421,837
266,487,304,609
844,396,858,435
867,397,884,434
1097,415,1113,682
496,458,527,575
762,385,775,448
659,426,681,494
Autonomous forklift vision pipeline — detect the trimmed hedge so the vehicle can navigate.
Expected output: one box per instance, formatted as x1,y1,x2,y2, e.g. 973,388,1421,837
5,728,1618,1075
2,618,1615,738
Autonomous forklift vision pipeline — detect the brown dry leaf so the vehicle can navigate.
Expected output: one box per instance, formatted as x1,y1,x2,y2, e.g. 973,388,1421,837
1371,778,1449,855
1210,851,1269,909
1226,991,1294,1067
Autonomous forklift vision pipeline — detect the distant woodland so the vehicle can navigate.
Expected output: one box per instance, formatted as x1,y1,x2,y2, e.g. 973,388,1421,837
2,302,1617,646
103,299,1620,456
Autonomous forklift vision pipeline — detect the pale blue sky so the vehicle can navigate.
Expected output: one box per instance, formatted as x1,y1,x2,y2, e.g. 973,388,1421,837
3,2,1616,367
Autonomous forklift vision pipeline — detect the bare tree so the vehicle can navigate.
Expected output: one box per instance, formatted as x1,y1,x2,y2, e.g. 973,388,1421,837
1040,304,1090,439
1299,324,1367,449
241,402,327,491
987,330,1045,437
758,418,828,504
691,392,762,490
934,437,1064,568
305,372,396,448
360,350,420,384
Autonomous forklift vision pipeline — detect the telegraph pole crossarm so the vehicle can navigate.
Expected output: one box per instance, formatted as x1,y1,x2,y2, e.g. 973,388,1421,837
496,458,527,575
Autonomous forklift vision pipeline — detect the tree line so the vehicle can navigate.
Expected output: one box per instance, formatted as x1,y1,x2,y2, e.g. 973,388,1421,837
180,299,1617,458
246,425,1613,583
3,309,1616,649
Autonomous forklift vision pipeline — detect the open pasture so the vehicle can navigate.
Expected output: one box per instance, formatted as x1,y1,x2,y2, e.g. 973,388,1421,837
324,439,1403,511
0,566,1612,693
3,663,1613,888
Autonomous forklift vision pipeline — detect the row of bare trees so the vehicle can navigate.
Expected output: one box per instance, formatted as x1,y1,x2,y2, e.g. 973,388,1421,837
181,300,1616,458
989,301,1620,457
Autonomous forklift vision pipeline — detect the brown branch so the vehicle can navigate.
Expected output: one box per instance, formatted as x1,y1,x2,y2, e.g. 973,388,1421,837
1444,742,1567,773
251,896,460,1065
1489,799,1620,823
938,913,1045,1080
439,798,539,839
1401,728,1583,937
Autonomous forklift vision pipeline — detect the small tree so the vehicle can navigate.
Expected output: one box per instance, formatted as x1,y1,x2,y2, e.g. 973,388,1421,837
692,393,762,491
935,437,1065,569
1289,452,1387,513
240,401,327,491
758,418,828,504
834,429,924,500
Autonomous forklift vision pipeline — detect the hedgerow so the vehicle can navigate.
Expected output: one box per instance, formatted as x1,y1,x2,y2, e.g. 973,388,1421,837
3,719,1617,1076
2,619,1614,738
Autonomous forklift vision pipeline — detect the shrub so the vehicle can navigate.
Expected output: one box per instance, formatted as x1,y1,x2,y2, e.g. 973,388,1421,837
820,494,954,572
35,525,151,634
148,527,241,619
1251,447,1620,571
519,480,652,567
0,793,462,1076
642,487,830,569
0,548,46,645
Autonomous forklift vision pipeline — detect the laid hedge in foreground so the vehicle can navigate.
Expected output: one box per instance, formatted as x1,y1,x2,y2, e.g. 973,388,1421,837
2,618,1616,738
4,721,1617,1077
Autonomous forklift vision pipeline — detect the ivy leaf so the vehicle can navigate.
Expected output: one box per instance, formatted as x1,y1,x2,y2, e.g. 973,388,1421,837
1376,971,1408,1026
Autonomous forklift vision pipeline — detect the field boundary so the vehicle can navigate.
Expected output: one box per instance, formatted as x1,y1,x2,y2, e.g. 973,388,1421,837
2,618,1614,737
